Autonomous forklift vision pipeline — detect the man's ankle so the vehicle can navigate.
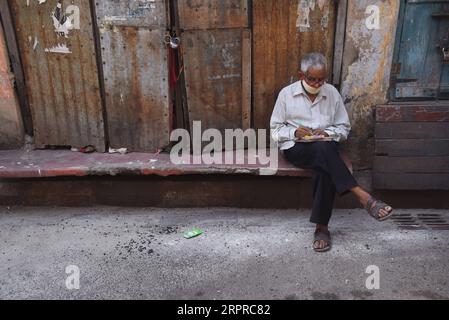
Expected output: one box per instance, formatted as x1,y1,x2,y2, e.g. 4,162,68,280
316,224,328,231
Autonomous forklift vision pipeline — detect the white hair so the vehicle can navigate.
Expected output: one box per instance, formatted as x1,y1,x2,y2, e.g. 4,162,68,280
300,52,327,74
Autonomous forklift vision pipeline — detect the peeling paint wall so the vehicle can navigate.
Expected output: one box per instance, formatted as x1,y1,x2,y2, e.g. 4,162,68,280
340,0,400,172
0,24,23,150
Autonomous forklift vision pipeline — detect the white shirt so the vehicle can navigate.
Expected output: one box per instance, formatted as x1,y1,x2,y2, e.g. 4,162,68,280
270,81,351,150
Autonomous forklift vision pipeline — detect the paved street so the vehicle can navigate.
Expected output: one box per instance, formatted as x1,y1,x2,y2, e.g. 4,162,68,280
0,206,448,300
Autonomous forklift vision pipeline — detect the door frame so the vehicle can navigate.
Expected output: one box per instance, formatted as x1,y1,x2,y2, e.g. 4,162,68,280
332,0,348,89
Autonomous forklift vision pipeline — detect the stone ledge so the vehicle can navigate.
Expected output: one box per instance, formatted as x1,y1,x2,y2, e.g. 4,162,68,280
0,149,317,179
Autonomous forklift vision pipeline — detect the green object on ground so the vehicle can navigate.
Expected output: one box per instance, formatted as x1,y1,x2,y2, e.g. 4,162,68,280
183,228,203,239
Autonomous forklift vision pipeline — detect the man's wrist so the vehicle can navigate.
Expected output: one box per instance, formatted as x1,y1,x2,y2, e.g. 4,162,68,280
292,128,298,139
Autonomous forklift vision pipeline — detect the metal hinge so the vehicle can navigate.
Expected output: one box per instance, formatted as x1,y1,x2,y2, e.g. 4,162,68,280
437,28,449,62
442,47,449,62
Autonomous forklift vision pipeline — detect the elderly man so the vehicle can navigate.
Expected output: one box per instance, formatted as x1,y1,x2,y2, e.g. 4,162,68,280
270,52,393,253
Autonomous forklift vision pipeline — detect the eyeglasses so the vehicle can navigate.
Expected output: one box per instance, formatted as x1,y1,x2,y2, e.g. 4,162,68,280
304,74,327,85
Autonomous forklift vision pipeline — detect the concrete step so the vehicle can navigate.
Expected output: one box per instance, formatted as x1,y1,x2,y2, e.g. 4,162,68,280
1,149,447,208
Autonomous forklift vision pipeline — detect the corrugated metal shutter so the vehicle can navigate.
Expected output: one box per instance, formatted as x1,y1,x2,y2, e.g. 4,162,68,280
95,0,171,152
10,0,105,151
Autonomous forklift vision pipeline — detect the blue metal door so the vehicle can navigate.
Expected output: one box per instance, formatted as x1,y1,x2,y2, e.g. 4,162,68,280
392,0,449,100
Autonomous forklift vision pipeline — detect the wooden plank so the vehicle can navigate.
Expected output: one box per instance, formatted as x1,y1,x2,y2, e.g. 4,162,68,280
253,0,336,131
373,173,449,190
253,0,289,132
177,0,248,30
10,0,105,151
376,139,449,157
374,156,449,173
0,1,33,136
376,105,449,122
332,0,347,87
183,29,245,132
241,29,251,131
252,1,280,136
376,122,449,139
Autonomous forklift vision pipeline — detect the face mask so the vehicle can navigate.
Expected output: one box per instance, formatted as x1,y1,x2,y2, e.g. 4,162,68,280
302,80,322,95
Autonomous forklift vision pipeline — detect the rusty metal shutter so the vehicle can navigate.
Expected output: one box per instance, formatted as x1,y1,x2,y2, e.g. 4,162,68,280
10,0,106,151
95,0,171,152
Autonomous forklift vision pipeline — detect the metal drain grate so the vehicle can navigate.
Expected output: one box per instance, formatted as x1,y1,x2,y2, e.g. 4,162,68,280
391,214,425,230
391,213,449,230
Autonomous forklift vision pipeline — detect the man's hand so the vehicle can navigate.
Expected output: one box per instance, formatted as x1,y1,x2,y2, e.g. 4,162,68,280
295,126,313,139
312,129,329,137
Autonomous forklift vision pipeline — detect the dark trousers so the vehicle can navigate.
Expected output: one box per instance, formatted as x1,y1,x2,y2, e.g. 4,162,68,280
284,141,359,226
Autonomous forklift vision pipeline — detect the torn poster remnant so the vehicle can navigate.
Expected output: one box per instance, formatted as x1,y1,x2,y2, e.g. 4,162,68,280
296,0,330,31
28,0,47,6
52,1,72,38
44,44,71,54
297,0,311,29
317,0,326,11
321,3,330,30
33,37,39,50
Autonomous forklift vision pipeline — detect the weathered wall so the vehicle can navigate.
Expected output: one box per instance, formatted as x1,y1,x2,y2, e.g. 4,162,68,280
340,0,400,176
0,23,23,150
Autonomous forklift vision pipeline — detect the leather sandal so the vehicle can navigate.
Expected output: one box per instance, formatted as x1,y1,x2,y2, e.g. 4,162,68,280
313,229,332,253
365,196,394,221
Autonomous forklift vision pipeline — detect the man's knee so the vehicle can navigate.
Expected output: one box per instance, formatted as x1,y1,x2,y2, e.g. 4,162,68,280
312,141,338,154
313,169,333,182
